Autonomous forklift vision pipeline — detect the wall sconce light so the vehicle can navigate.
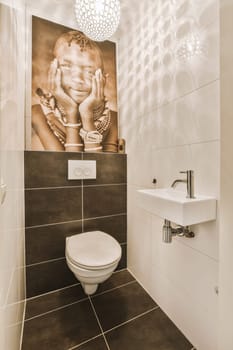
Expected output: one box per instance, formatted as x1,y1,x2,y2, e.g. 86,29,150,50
177,33,205,61
75,0,121,42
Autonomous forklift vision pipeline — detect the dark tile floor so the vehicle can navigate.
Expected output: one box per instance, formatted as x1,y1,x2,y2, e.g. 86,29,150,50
22,270,194,350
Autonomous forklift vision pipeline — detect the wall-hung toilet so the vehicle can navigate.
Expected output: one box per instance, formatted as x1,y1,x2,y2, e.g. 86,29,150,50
65,231,122,295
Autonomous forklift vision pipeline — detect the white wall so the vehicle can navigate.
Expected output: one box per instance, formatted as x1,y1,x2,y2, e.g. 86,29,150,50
219,1,233,349
118,0,220,349
0,1,26,349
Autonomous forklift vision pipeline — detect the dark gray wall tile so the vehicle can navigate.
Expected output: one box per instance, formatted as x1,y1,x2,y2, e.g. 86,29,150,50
25,151,82,188
25,151,127,299
84,215,126,243
25,187,82,227
26,258,77,298
117,244,127,270
83,185,126,219
83,153,126,185
26,221,82,265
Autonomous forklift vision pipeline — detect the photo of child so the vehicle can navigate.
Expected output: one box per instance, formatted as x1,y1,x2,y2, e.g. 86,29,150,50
31,16,118,152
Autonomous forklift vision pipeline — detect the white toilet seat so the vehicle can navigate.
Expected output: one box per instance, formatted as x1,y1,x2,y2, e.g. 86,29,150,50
66,253,120,270
66,231,122,270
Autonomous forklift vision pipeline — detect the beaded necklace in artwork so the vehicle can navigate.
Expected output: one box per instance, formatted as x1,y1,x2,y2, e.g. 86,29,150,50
37,88,111,145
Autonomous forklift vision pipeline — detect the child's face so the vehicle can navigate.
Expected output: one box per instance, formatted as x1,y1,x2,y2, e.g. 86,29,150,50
55,42,103,104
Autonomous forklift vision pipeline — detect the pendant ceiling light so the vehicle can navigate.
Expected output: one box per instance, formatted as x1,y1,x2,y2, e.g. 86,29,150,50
75,0,121,42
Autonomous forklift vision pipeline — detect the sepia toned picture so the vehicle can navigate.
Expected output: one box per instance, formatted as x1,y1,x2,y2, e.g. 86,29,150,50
31,16,118,153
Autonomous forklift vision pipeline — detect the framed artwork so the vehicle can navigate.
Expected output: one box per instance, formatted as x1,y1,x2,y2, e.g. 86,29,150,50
31,16,118,152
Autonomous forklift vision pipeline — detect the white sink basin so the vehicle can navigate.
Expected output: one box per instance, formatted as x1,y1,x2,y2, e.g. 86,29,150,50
137,188,216,226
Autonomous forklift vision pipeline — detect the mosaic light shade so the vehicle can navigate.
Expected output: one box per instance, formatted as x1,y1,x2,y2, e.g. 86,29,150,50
75,0,121,42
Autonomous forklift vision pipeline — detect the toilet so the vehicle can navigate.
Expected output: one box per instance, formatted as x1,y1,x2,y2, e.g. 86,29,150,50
65,231,122,295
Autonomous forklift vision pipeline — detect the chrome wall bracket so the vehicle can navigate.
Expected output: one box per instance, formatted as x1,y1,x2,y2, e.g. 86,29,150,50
162,219,195,243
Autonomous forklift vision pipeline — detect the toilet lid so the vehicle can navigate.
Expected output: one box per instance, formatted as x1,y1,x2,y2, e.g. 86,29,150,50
66,231,122,269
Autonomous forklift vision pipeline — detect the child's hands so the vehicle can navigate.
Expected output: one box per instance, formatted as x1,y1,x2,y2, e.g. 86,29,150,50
46,113,66,144
48,59,79,123
79,68,106,121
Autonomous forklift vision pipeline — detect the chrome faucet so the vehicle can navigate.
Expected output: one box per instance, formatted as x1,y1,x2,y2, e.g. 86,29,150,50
171,170,195,198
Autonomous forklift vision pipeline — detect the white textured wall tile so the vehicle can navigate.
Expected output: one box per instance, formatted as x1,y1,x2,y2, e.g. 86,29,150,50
151,215,218,316
118,0,220,348
0,1,26,348
176,220,219,260
146,266,218,350
219,2,233,348
150,145,192,188
176,81,220,144
190,141,220,196
128,197,153,287
7,267,25,305
5,322,24,350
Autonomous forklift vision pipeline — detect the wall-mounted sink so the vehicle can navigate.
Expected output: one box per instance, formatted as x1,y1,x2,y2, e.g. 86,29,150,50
137,188,216,226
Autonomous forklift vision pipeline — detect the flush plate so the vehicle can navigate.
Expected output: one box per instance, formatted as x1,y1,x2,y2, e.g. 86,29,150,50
68,160,96,180
137,188,217,226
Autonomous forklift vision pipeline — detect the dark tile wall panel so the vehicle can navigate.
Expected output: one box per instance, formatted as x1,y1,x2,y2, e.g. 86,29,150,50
83,153,127,185
83,185,127,219
25,151,82,188
25,187,82,227
117,244,127,271
83,215,126,244
26,258,77,298
25,151,127,298
26,221,82,265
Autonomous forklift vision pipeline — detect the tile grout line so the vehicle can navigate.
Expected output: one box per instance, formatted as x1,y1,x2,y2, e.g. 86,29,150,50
26,256,65,267
150,138,220,152
26,245,126,267
104,306,159,335
88,296,111,350
24,274,133,322
134,78,219,121
81,177,84,232
25,212,126,229
25,183,127,190
24,297,88,322
25,282,80,301
93,280,136,298
81,151,84,232
67,334,102,350
173,235,219,262
24,268,127,303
